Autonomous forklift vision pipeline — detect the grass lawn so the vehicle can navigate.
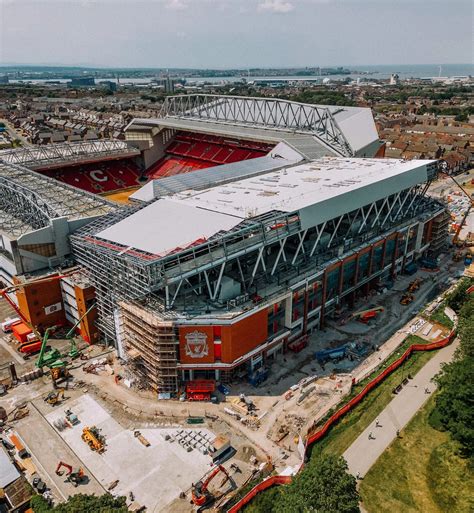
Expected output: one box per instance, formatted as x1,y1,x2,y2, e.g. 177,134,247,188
309,335,437,459
242,335,449,512
429,304,454,329
359,395,473,513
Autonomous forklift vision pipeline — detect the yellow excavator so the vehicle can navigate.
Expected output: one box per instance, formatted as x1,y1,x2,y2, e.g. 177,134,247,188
44,388,65,406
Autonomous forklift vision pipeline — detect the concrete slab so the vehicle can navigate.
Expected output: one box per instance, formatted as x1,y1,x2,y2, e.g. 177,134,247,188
45,395,214,511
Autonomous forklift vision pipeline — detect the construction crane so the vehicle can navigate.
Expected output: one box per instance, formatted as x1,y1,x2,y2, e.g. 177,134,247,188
191,464,230,506
63,302,96,359
55,461,86,487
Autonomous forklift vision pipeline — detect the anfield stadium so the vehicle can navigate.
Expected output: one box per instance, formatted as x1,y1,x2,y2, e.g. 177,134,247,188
58,95,446,393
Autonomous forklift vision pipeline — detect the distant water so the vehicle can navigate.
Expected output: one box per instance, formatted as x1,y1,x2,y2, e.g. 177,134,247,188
7,63,473,85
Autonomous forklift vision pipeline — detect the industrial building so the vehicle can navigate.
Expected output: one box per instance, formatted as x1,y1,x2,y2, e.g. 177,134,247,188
69,95,446,393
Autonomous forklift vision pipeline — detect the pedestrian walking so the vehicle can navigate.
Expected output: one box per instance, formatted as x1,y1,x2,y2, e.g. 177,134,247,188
375,418,381,427
396,429,400,438
368,431,374,440
356,471,361,480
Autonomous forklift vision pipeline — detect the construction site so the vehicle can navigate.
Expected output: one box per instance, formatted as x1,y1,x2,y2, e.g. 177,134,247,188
0,95,472,512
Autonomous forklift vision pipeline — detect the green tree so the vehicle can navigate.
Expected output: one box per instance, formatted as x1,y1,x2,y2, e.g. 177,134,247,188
434,287,474,458
274,455,359,513
454,111,468,123
30,493,128,513
434,357,474,457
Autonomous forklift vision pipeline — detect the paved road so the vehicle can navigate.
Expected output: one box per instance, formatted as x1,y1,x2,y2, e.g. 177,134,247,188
343,339,459,478
0,118,31,146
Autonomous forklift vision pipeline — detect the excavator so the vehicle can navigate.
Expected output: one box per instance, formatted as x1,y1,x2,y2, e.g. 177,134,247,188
82,426,105,453
44,388,65,406
407,278,422,293
55,461,86,487
191,464,230,507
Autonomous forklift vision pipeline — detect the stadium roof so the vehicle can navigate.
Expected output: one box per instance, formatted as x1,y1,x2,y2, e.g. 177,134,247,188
96,158,435,256
0,140,139,170
126,94,381,158
130,142,303,202
0,160,116,237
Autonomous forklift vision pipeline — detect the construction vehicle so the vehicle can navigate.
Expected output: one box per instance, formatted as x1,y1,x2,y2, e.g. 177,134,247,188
62,303,95,359
65,409,80,426
44,388,65,406
400,293,414,305
186,380,215,401
51,366,69,387
134,430,150,447
35,325,65,370
315,344,347,365
407,278,422,293
248,367,268,387
350,306,384,323
419,258,439,271
81,426,105,453
55,461,86,487
191,464,230,506
17,338,42,358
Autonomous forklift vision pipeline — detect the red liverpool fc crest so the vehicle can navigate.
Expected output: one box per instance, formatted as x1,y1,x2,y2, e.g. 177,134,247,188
185,330,209,358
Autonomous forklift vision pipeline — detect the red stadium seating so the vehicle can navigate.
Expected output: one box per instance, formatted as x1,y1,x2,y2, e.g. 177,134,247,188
36,158,142,194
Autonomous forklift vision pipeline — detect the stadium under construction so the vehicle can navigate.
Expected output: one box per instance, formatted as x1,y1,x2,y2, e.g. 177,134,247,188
61,95,447,393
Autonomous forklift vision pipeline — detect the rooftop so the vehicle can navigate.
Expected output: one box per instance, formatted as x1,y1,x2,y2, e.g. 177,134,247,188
0,160,116,237
96,157,436,257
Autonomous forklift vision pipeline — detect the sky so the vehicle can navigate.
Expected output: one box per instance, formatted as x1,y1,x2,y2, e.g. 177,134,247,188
0,0,472,68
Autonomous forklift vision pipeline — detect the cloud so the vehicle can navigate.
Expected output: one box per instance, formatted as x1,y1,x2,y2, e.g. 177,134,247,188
258,0,295,14
165,0,187,10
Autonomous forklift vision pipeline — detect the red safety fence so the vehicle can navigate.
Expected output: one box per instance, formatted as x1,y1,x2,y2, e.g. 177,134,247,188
227,330,456,513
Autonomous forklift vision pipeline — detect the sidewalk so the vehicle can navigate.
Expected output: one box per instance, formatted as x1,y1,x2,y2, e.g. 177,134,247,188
343,338,458,477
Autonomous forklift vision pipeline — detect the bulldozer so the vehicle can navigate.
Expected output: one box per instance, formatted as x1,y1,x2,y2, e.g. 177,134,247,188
55,461,86,487
400,293,414,305
82,426,105,453
44,388,65,406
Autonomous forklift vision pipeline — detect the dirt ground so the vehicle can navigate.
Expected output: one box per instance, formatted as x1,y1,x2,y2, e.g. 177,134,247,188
0,221,466,510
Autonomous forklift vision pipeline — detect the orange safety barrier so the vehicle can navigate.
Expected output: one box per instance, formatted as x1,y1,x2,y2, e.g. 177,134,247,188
227,330,456,513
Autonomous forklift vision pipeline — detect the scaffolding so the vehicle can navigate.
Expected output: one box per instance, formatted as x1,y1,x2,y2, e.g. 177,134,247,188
428,210,450,256
119,301,178,393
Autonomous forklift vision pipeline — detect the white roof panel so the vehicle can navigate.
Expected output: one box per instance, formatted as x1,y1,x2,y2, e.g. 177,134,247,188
171,158,433,224
98,158,435,254
0,446,20,488
97,199,242,256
